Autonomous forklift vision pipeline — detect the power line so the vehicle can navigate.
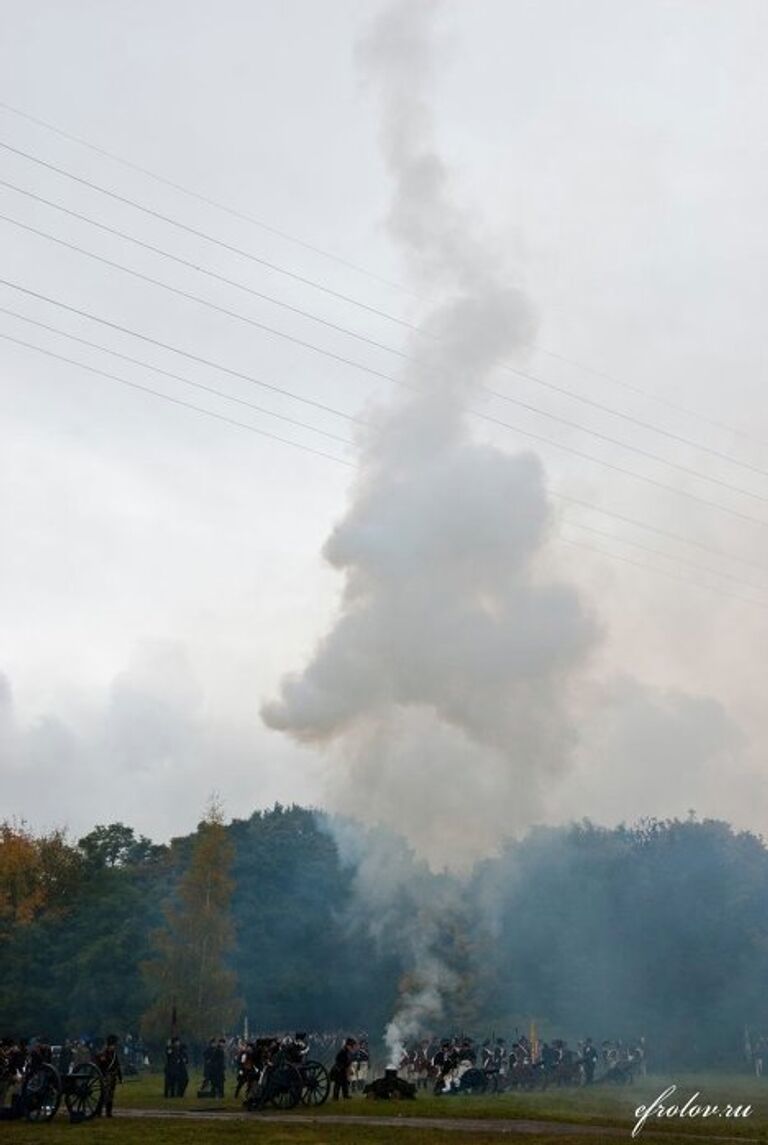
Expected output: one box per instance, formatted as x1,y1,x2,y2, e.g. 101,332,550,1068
5,276,767,583
0,305,355,448
0,176,419,371
534,344,768,451
555,534,768,613
0,330,355,468
1,120,762,458
3,325,766,614
2,108,766,614
551,490,768,576
5,174,767,488
0,211,402,388
0,277,365,430
4,209,768,525
0,97,421,298
0,136,423,333
562,518,768,596
3,267,768,534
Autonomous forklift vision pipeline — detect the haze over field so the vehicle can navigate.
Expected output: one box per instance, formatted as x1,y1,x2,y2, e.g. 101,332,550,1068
1,0,767,855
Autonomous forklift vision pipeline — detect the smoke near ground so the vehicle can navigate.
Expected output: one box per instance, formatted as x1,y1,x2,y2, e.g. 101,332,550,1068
261,0,598,871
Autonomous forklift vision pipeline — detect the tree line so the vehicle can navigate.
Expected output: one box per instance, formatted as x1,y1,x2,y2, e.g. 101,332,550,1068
1,806,767,1066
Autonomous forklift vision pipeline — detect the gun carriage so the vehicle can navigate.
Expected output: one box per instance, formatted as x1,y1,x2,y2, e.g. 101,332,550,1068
241,1036,330,1110
20,1058,105,1122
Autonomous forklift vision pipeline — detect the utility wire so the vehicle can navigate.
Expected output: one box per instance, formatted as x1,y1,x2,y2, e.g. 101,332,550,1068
1,126,763,456
551,490,768,576
0,137,422,330
0,278,364,430
0,98,420,298
0,305,355,448
3,326,766,613
555,534,768,613
3,276,766,582
0,212,402,387
4,174,767,486
3,210,768,521
0,331,354,468
0,176,418,370
562,518,768,596
2,266,768,534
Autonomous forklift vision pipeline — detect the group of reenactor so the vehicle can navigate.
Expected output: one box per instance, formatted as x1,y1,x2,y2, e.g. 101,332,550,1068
395,1033,645,1090
232,1032,309,1103
0,1034,122,1118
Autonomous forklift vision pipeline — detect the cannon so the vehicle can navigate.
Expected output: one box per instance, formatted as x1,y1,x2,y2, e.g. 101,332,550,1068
242,1037,330,1111
21,1060,105,1122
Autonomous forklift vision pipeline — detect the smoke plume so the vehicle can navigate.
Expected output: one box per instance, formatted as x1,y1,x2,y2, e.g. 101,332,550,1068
261,0,601,1055
262,0,598,869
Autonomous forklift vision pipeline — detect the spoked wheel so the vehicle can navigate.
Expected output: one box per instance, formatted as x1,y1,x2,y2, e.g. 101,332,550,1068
64,1061,105,1120
267,1064,303,1110
300,1059,330,1106
22,1064,61,1121
459,1068,488,1095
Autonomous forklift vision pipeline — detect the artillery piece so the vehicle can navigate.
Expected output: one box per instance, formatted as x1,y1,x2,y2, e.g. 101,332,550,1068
21,1060,105,1122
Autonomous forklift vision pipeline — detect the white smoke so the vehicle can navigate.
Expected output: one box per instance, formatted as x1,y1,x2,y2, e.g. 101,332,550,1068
261,0,598,869
261,0,600,1051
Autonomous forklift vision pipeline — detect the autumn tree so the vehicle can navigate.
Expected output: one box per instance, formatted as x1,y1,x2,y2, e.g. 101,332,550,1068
0,821,82,932
141,802,241,1044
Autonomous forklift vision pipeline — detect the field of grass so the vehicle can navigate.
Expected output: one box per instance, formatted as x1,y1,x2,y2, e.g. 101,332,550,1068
0,1119,760,1145
109,1069,768,1136
4,1071,767,1144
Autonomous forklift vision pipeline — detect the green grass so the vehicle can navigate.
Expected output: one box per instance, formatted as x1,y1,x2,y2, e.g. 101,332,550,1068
3,1074,768,1145
0,1120,757,1145
108,1070,768,1137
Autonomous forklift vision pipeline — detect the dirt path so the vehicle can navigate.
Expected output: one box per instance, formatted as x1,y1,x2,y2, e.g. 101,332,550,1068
119,1106,756,1141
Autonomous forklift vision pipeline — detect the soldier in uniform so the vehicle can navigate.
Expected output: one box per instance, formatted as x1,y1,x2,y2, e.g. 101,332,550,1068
200,1039,216,1096
95,1034,122,1117
330,1037,357,1100
211,1039,226,1099
164,1037,185,1098
582,1037,598,1084
0,1038,17,1110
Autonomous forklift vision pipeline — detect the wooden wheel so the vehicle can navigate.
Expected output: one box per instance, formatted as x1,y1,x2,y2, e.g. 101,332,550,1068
64,1061,105,1120
267,1063,303,1110
300,1059,330,1106
22,1064,61,1121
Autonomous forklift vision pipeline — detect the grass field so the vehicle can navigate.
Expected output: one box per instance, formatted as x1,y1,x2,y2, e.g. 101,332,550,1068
113,1069,767,1130
3,1071,767,1144
0,1123,734,1145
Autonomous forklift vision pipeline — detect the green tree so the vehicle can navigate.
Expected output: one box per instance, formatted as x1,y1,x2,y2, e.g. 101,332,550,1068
141,802,242,1044
78,822,161,869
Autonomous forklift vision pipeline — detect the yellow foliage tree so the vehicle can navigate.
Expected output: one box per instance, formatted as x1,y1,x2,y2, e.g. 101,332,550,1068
0,822,81,931
141,802,242,1043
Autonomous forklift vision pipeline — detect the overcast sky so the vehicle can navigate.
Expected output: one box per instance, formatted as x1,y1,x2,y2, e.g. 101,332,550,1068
1,0,767,856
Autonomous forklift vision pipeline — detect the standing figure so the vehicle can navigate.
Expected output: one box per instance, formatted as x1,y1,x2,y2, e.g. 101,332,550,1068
582,1038,598,1084
200,1039,216,1096
95,1035,123,1118
211,1039,226,1099
164,1037,185,1097
331,1037,357,1101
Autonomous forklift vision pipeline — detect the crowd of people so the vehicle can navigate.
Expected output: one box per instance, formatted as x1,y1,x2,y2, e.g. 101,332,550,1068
395,1033,647,1091
0,1022,652,1119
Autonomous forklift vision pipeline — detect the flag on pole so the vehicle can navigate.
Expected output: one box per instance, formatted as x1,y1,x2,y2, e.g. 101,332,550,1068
529,1019,539,1063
